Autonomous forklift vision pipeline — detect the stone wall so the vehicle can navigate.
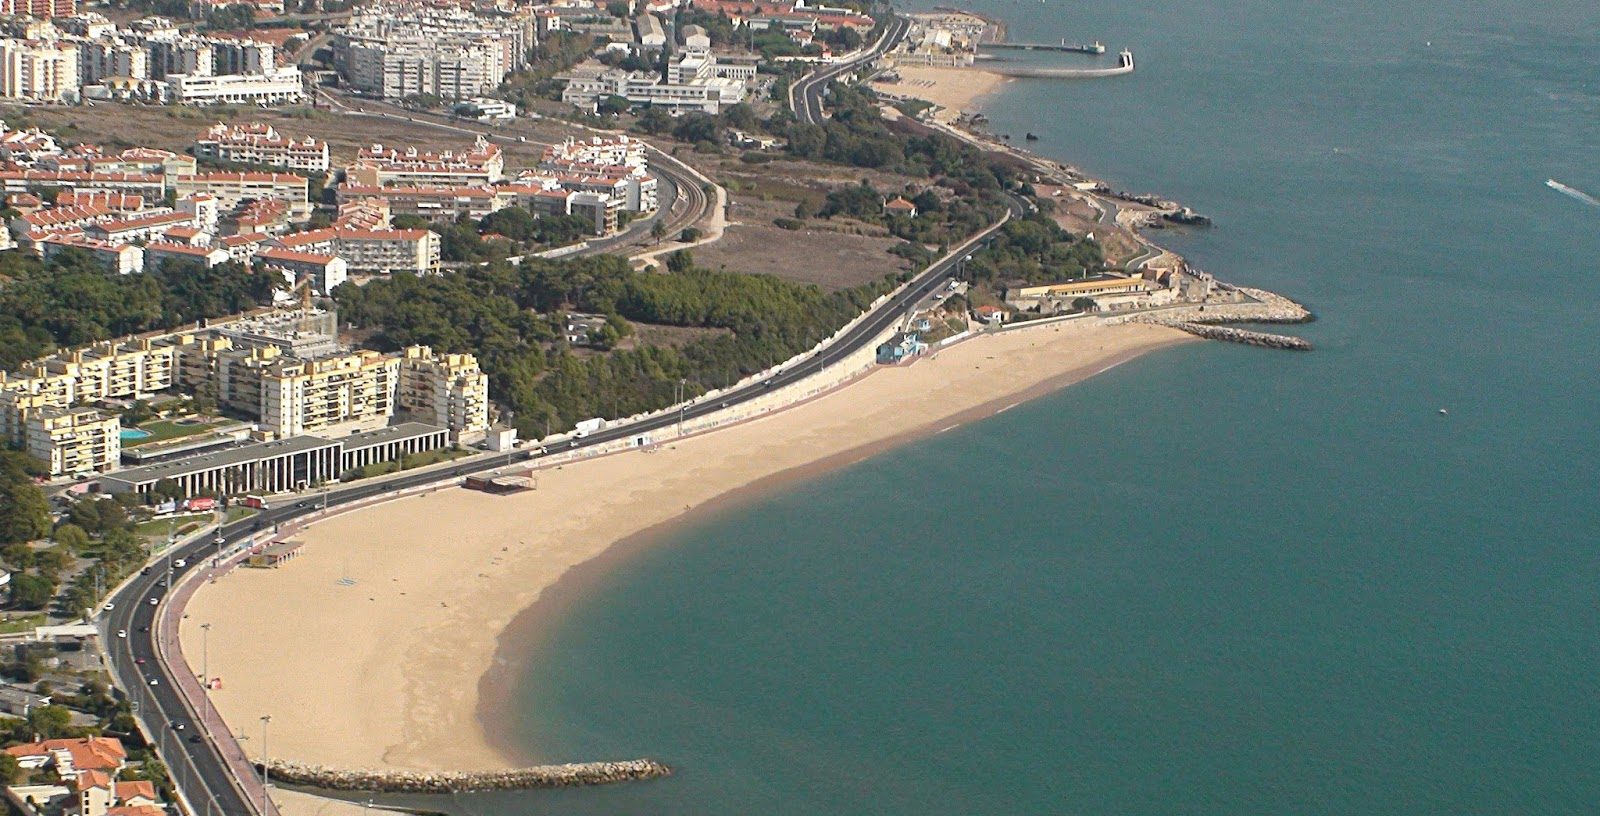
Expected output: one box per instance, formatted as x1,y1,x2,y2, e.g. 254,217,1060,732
261,759,671,793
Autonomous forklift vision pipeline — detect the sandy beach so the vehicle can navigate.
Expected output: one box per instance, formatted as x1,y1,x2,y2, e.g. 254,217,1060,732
179,320,1192,810
871,65,1007,122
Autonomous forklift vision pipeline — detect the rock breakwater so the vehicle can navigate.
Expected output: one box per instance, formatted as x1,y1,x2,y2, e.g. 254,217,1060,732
1168,323,1312,350
262,759,672,793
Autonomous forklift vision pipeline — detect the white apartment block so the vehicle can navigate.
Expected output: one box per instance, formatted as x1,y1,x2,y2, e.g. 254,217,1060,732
165,67,304,106
255,247,348,295
543,134,649,170
560,63,745,115
195,121,330,173
345,136,504,187
76,38,148,84
38,233,143,274
25,406,119,477
335,2,534,100
0,39,79,102
174,171,310,219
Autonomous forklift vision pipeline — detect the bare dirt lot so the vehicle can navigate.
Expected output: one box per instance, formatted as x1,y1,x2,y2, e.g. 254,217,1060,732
690,194,910,290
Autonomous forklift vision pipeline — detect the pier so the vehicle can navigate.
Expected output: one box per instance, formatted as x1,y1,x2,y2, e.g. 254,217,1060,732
980,39,1105,54
988,49,1134,79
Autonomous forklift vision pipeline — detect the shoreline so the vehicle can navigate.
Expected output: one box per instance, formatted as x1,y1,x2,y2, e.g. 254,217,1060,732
179,320,1195,814
475,328,1184,765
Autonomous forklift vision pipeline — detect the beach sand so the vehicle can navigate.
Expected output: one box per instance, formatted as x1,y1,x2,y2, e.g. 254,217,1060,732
871,65,1007,122
179,321,1192,812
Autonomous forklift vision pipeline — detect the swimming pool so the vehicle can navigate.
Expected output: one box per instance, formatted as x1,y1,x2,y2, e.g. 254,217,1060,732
119,428,152,441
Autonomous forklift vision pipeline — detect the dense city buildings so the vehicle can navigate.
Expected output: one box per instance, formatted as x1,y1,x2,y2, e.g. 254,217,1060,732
334,1,535,100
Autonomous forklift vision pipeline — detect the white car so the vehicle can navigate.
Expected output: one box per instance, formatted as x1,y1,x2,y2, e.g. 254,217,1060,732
174,559,186,568
148,598,158,606
149,678,159,686
103,602,115,611
117,630,127,638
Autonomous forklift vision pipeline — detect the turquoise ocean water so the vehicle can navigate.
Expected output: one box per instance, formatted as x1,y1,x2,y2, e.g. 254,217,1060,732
445,1,1600,813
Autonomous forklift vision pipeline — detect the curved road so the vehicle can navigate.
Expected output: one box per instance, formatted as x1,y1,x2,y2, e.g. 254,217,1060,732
100,195,1021,816
790,15,911,126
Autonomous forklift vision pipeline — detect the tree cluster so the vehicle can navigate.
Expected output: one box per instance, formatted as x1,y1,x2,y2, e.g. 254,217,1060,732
0,250,277,371
334,254,894,437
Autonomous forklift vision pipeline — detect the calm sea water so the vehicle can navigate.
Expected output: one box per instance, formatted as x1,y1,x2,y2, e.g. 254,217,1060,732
459,1,1600,813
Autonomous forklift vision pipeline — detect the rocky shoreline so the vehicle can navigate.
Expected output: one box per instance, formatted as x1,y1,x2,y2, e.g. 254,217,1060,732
261,759,672,793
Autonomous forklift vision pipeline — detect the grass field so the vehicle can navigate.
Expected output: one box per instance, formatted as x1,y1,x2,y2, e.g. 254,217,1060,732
134,513,212,540
123,417,227,448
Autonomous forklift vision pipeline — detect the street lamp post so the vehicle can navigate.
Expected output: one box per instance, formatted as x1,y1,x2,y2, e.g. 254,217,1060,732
676,378,687,437
260,714,272,814
200,623,211,686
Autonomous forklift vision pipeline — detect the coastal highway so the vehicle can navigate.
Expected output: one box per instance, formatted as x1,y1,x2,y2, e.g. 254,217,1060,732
790,14,912,126
97,190,1022,816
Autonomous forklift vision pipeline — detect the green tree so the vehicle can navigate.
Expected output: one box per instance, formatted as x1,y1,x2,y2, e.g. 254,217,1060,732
605,0,629,17
25,705,71,740
665,249,694,273
0,480,50,545
10,574,55,610
679,227,701,242
0,752,21,785
649,220,667,244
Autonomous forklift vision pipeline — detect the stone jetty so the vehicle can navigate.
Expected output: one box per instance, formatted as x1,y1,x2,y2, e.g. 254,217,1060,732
261,759,671,793
1106,286,1314,349
1168,323,1312,350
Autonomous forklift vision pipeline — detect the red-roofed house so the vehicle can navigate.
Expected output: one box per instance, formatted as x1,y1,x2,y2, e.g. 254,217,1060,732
219,231,270,262
162,225,209,246
72,769,114,816
55,190,146,213
255,247,347,293
174,172,309,219
112,781,156,807
143,242,230,271
38,234,144,275
84,210,198,245
883,196,918,217
4,737,127,779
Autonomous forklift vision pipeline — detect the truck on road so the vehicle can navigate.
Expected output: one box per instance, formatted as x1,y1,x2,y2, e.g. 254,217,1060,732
573,418,608,438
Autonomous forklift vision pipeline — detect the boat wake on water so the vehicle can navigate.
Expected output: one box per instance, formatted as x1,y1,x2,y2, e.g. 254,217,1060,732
1546,179,1600,209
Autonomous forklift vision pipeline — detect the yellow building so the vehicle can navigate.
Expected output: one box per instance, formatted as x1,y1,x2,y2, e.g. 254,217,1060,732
398,345,491,442
214,345,401,437
1007,275,1152,301
25,407,120,477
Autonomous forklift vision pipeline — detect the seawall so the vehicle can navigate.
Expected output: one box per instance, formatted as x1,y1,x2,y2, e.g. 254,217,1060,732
1168,323,1312,350
261,759,672,794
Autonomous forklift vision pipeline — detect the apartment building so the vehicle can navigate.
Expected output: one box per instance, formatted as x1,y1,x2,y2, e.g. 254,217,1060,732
38,233,143,274
142,241,230,270
164,67,304,106
542,134,649,170
215,344,401,437
337,183,503,223
334,2,534,100
267,225,439,275
0,169,165,199
398,345,489,441
83,209,197,244
255,246,347,294
175,171,309,219
25,406,118,477
345,136,504,187
0,0,77,18
194,121,330,173
76,38,148,84
0,39,80,102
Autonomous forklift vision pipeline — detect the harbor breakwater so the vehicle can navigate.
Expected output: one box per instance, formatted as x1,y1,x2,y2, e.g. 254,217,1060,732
1108,287,1314,349
262,759,672,793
